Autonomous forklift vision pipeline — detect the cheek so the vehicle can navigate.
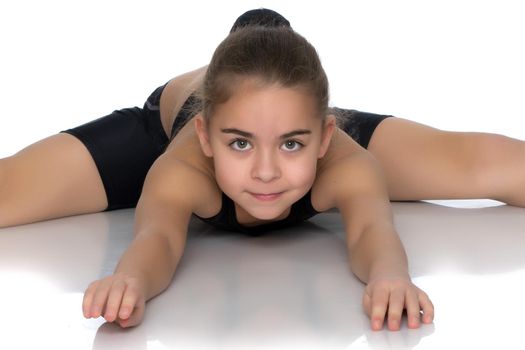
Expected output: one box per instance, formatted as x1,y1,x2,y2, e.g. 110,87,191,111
211,147,319,191
212,153,245,191
284,155,318,186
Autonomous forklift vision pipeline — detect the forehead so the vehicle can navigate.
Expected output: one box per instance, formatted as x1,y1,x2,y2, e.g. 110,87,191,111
210,80,320,131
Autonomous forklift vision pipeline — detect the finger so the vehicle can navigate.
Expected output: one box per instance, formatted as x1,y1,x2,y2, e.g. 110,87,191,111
370,288,389,331
117,286,145,328
118,284,140,321
405,289,422,329
82,282,98,318
362,289,372,317
90,280,113,318
418,290,435,324
387,288,405,331
117,304,145,328
103,280,127,322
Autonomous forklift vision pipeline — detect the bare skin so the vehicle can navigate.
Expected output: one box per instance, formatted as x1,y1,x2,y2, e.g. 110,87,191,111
3,65,525,331
80,73,433,330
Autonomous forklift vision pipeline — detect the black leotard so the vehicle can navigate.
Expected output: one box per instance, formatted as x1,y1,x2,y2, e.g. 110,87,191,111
61,83,392,232
60,8,393,233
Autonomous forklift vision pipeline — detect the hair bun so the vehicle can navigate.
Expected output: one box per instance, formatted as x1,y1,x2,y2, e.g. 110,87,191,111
230,8,291,33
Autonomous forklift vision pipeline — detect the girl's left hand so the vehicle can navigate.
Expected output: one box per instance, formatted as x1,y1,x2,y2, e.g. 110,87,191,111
362,277,434,331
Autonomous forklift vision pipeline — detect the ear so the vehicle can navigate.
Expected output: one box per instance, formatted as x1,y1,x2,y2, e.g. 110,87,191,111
318,114,336,158
194,114,214,157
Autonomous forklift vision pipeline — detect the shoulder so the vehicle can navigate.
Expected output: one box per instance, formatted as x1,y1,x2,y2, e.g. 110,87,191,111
140,152,221,218
312,131,385,211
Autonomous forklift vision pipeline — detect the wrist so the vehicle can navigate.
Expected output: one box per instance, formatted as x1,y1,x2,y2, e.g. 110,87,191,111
367,265,410,283
368,273,411,284
366,252,410,283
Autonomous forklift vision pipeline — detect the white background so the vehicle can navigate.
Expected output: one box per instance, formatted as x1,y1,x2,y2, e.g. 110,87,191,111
1,0,524,158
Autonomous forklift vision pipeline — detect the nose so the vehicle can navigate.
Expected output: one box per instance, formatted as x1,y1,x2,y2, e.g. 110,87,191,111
251,150,281,182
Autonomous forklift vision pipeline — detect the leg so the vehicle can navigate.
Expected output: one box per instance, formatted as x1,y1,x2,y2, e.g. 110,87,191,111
0,133,107,227
0,84,170,228
366,117,525,207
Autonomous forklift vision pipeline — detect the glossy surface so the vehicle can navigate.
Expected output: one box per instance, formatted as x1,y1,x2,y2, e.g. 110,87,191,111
1,200,525,350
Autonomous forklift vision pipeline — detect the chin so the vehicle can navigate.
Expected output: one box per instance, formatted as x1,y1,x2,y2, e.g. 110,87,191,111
247,206,288,221
253,212,281,221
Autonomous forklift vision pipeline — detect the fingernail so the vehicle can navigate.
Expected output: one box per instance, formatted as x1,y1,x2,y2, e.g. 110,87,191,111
373,320,382,330
390,319,399,330
120,308,130,319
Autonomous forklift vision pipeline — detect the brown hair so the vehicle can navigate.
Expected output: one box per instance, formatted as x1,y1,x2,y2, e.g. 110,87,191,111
198,25,329,124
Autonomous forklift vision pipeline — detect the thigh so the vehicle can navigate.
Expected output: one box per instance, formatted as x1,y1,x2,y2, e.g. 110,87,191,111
61,104,168,211
0,133,108,227
0,85,170,227
367,117,482,201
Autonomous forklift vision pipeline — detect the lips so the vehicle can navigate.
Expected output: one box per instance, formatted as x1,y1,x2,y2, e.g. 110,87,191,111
249,192,283,201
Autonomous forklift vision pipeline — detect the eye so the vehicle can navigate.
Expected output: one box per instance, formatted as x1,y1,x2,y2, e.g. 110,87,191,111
281,140,303,152
230,139,252,151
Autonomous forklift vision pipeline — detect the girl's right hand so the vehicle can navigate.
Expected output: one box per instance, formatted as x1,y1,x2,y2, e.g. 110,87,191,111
82,273,146,328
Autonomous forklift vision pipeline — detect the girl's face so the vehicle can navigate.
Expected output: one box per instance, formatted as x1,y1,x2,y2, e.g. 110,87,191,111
195,79,334,223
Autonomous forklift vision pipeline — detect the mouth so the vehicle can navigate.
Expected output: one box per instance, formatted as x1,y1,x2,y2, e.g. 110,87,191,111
249,191,284,201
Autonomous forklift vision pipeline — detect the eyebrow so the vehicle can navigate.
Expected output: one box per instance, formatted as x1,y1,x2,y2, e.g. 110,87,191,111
221,128,311,140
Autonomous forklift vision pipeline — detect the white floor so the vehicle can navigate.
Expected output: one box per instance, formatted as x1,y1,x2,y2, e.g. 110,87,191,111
1,200,525,350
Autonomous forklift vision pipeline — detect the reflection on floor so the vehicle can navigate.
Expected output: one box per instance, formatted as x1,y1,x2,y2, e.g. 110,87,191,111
1,200,525,350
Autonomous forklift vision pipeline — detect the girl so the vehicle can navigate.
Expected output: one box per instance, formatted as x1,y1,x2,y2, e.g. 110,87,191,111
2,8,523,332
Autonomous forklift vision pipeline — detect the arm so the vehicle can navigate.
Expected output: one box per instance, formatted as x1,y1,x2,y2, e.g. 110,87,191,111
82,155,215,327
334,153,407,284
115,159,194,302
320,152,434,331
